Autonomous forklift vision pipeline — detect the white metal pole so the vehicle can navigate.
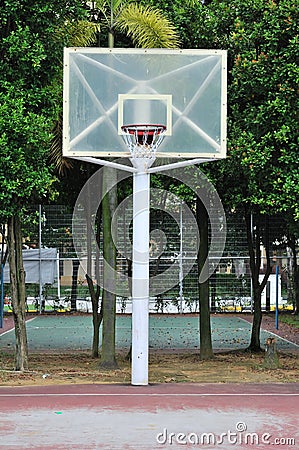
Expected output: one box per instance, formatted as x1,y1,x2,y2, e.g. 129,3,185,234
179,202,183,314
70,156,138,173
131,169,150,385
148,158,215,174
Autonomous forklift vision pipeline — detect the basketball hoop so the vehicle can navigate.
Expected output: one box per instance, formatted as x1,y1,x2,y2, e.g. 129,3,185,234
121,124,166,159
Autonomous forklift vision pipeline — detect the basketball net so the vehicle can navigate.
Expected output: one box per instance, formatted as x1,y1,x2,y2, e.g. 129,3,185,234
121,124,166,160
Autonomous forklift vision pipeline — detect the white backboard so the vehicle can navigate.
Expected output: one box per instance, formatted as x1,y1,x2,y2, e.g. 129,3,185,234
63,48,227,159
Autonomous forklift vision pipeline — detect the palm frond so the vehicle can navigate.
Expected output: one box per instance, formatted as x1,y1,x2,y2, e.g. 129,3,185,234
116,4,180,49
50,116,73,176
51,21,100,174
68,20,100,47
55,20,100,47
185,0,198,7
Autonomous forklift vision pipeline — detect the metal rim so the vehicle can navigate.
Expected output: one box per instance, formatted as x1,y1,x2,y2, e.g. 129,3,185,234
121,124,166,135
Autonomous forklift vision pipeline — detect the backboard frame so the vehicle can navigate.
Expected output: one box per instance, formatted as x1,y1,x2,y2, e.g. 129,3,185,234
63,47,227,160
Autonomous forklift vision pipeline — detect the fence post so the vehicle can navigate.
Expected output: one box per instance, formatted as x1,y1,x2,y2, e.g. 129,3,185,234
275,265,279,329
39,204,43,313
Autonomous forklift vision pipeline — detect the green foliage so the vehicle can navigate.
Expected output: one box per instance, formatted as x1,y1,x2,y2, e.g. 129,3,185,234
279,313,299,329
117,3,180,48
0,92,54,219
0,1,89,220
93,1,180,48
143,0,205,48
195,0,299,224
55,20,100,48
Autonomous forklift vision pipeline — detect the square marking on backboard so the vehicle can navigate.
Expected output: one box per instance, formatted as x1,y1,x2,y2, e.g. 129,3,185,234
118,94,172,136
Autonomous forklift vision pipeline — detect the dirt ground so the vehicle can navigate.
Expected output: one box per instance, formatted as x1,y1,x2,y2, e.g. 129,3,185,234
0,313,298,386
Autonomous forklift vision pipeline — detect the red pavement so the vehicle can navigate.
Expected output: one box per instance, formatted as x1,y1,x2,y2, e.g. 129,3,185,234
0,316,15,335
1,316,298,448
0,383,298,449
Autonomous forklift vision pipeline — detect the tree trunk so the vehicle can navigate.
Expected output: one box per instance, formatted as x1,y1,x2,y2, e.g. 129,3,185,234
86,274,103,358
196,197,213,360
295,266,299,315
85,185,103,357
0,226,8,328
249,289,263,352
70,258,79,311
245,211,272,352
288,235,299,315
7,216,28,371
100,167,118,369
263,337,279,369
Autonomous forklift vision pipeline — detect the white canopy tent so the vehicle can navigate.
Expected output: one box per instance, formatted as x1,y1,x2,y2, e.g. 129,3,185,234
3,248,58,285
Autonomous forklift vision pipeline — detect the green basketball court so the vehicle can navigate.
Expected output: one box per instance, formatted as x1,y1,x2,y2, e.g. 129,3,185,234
1,315,297,352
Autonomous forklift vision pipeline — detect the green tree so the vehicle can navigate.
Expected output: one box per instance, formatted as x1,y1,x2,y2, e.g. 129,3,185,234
196,0,299,348
0,0,90,369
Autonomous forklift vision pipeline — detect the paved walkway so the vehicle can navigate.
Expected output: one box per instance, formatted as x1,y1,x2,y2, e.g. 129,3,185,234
1,383,298,449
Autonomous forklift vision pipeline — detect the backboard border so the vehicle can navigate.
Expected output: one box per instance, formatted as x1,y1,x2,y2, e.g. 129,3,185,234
63,47,227,160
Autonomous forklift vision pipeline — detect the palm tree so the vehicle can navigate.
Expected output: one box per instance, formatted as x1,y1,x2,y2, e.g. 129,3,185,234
100,2,180,48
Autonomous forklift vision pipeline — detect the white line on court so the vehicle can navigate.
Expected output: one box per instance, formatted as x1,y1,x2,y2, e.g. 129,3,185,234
0,393,298,397
0,317,37,337
261,328,299,348
238,317,299,348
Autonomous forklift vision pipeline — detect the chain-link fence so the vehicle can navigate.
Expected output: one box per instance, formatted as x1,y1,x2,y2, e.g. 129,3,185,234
2,205,297,314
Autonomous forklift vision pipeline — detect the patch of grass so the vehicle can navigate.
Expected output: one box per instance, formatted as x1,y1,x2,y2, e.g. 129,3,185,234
279,314,299,329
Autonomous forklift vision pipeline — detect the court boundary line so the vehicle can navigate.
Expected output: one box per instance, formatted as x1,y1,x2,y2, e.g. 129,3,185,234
0,317,37,337
238,317,299,348
0,393,298,398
